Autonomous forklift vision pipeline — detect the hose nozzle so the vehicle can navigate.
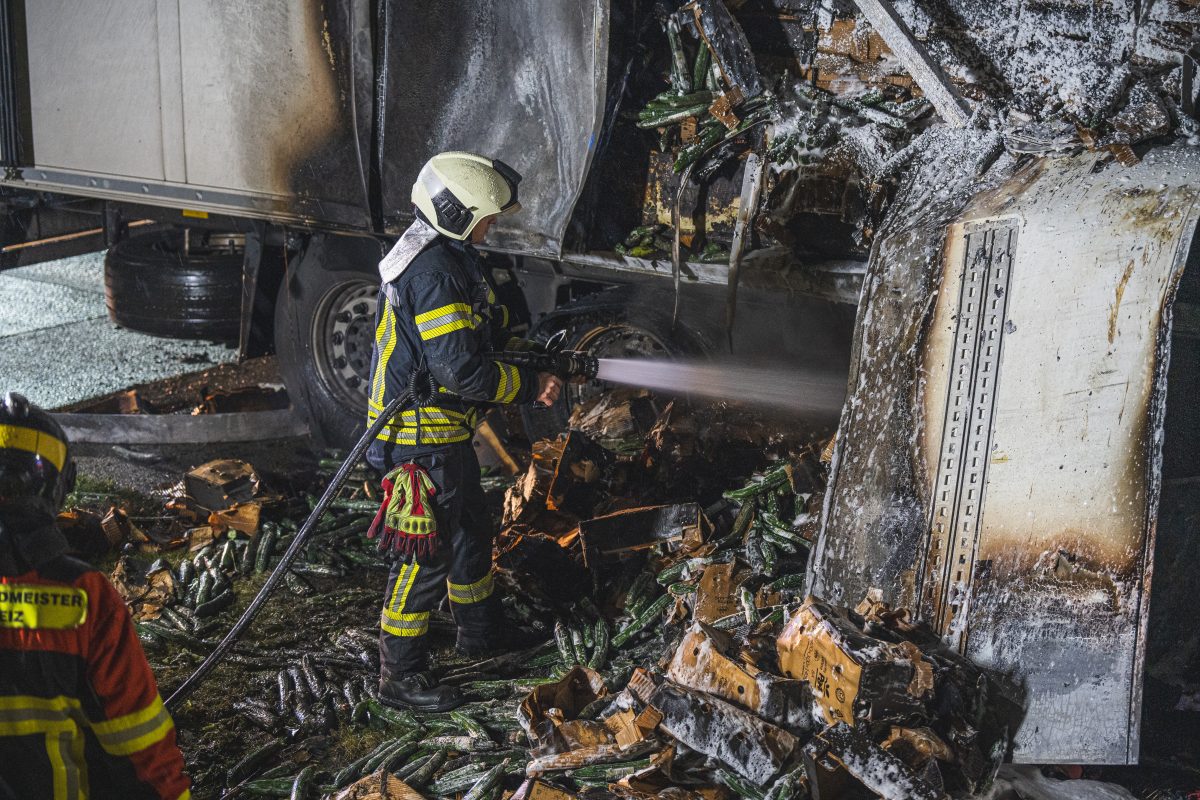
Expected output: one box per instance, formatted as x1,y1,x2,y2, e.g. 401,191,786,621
492,349,598,382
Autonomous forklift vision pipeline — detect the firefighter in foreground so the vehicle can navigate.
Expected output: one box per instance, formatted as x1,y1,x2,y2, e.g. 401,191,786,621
0,393,190,799
365,151,562,712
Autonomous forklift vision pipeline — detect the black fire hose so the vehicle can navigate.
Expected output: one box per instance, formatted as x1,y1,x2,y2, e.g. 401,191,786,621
165,389,417,711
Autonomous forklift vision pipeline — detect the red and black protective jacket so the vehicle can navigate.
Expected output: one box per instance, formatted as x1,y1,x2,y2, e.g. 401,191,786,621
0,555,190,800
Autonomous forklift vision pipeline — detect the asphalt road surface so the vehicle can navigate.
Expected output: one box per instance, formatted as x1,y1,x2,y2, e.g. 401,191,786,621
0,252,237,409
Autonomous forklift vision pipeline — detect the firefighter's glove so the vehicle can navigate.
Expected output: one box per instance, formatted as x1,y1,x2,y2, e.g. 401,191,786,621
367,463,439,557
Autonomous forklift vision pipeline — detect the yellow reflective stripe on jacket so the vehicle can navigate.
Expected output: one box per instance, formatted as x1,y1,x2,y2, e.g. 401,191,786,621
367,403,479,445
89,694,174,757
415,302,475,341
374,427,473,445
0,584,87,630
0,695,87,800
491,363,521,404
0,424,67,471
0,694,83,732
370,304,398,410
447,572,494,605
367,403,473,426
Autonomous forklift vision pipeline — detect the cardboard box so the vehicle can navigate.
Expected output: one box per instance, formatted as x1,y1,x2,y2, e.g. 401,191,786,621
777,597,932,726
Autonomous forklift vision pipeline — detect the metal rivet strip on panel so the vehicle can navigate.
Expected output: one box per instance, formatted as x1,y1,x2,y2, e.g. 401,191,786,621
920,219,1017,648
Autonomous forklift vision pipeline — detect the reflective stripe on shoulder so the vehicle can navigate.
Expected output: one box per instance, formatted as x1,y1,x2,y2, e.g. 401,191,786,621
415,303,475,341
0,584,87,630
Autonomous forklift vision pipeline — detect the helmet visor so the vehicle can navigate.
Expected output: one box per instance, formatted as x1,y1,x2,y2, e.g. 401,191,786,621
491,159,522,214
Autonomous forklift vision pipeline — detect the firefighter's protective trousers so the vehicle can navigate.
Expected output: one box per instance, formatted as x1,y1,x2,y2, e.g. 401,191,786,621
0,554,190,800
365,234,538,676
374,441,496,675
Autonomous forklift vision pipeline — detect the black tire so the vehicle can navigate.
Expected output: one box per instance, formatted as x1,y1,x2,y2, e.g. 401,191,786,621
104,229,242,341
274,236,383,447
520,292,704,443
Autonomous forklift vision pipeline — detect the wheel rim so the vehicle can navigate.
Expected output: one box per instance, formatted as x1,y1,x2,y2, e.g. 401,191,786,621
311,279,378,412
569,323,672,410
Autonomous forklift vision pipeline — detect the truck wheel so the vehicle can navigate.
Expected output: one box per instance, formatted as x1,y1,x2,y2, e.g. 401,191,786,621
520,302,698,443
274,236,381,447
104,229,242,341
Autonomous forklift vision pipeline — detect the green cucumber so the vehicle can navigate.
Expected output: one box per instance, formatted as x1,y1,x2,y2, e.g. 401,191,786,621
759,539,779,576
739,585,760,625
570,757,653,781
288,766,315,800
760,528,799,554
428,764,492,795
255,528,277,573
612,594,672,648
570,625,588,666
449,710,493,743
769,573,806,591
554,621,574,665
665,16,691,94
716,767,767,800
407,748,448,784
242,777,296,796
692,46,711,92
328,498,379,512
462,758,510,800
362,699,420,732
655,560,688,586
723,463,791,501
759,510,805,542
668,581,697,597
587,618,610,670
673,122,724,173
227,739,283,786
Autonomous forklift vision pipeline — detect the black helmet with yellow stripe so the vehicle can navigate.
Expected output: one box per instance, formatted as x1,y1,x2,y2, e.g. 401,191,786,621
0,392,75,518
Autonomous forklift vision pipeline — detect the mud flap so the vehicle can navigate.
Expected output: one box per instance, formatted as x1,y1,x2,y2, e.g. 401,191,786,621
811,146,1200,763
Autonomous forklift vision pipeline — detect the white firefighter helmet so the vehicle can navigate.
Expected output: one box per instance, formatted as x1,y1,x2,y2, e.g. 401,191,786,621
411,151,522,241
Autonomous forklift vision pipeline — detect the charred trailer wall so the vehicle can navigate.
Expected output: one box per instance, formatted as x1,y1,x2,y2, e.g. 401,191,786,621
376,0,608,256
11,0,372,228
810,143,1200,765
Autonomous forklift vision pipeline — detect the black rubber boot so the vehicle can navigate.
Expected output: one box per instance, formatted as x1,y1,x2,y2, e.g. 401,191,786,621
455,598,547,659
378,671,465,713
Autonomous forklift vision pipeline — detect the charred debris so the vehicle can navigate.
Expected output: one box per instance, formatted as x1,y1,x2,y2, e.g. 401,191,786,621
579,0,1198,303
65,393,1069,799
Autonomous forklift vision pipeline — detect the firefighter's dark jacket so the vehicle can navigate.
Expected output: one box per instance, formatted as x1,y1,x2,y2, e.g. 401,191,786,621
0,519,190,800
366,236,539,452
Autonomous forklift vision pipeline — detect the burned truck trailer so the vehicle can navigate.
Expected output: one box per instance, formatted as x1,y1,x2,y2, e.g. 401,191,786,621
2,0,1200,769
0,0,859,446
